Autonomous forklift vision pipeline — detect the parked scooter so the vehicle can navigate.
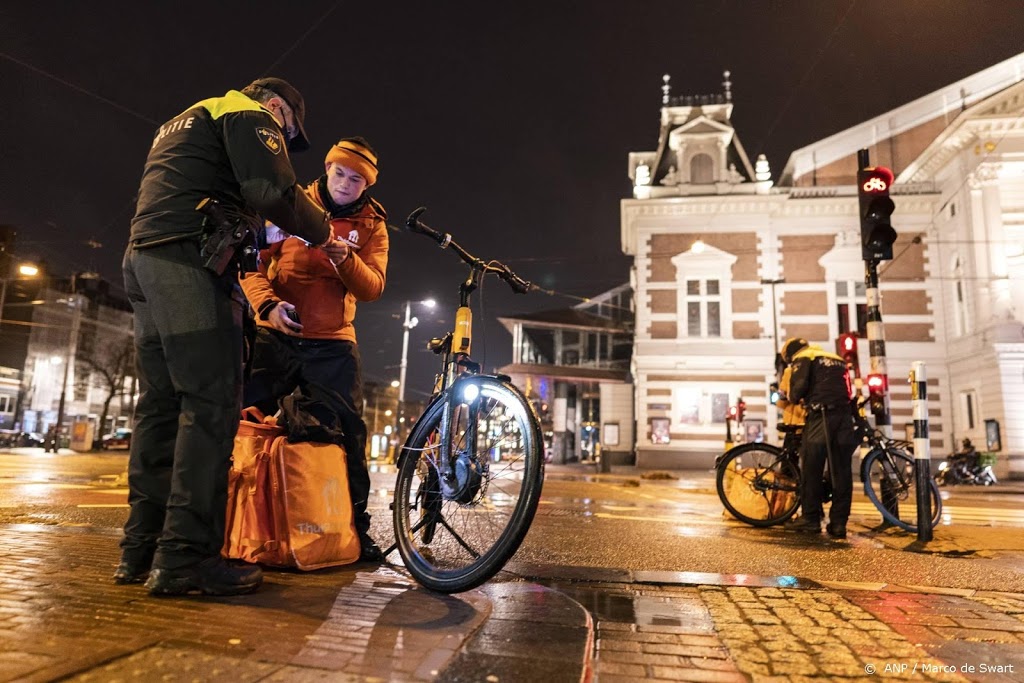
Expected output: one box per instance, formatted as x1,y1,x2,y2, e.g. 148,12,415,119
935,438,997,486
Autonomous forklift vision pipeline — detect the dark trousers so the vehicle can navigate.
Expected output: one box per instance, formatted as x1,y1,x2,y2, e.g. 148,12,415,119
799,407,855,526
243,328,372,538
121,240,244,570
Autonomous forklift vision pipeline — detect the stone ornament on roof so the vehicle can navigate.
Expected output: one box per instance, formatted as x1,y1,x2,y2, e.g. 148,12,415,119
661,70,733,107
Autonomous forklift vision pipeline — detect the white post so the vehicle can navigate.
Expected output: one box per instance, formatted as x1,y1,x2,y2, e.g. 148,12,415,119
910,360,933,542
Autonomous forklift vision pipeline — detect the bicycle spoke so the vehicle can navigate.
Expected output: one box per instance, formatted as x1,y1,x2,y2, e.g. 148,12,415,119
437,514,482,558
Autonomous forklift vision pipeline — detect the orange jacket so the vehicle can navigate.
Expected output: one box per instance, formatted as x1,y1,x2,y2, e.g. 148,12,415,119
776,365,807,427
240,183,389,342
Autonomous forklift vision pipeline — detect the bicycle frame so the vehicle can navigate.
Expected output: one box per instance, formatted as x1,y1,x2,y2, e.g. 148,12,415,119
401,207,534,495
853,403,904,479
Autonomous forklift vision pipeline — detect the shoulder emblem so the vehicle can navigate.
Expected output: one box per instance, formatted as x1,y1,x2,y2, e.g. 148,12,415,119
256,127,283,155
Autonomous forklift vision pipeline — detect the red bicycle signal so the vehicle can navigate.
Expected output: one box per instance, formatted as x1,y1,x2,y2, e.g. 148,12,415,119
860,167,894,194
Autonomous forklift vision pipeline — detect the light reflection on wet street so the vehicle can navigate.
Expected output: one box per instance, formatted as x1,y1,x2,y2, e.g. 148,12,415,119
3,452,1024,592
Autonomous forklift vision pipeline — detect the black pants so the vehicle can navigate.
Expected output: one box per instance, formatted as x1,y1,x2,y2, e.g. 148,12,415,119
121,240,244,570
243,328,372,538
799,407,856,527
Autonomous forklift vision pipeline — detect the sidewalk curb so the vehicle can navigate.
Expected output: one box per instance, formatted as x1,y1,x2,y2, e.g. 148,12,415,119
439,582,594,683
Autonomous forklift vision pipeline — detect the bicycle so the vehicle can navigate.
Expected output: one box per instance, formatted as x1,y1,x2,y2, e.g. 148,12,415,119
715,427,802,527
856,402,942,532
716,398,942,532
386,208,545,593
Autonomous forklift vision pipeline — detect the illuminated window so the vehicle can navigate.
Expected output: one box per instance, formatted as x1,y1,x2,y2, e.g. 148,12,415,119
685,279,721,337
670,245,735,339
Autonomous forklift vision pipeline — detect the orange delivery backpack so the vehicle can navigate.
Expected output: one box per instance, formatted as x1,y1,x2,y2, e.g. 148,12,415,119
223,407,360,570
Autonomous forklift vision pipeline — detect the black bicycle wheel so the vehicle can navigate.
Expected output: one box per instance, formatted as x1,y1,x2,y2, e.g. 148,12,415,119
862,447,942,531
393,376,544,593
716,443,801,527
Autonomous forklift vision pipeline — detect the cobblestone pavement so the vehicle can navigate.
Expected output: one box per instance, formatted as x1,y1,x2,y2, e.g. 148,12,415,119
3,456,1024,681
4,523,1024,682
0,525,591,683
535,575,1024,682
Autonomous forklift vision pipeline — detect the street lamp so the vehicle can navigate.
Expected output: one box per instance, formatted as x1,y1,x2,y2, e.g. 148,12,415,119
761,277,785,355
0,262,41,333
396,298,436,440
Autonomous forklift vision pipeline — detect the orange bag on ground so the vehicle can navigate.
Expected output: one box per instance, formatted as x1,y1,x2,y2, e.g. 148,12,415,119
223,409,360,570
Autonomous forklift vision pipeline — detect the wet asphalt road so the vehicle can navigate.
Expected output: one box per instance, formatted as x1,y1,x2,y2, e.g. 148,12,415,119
2,450,1022,594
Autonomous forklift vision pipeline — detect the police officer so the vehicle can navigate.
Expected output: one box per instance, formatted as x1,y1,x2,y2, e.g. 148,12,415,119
780,338,857,539
117,78,333,596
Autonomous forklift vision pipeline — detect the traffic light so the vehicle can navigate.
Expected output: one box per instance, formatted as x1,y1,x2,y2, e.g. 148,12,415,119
736,399,746,423
727,405,737,421
857,165,897,261
836,332,860,379
769,382,780,405
866,373,887,415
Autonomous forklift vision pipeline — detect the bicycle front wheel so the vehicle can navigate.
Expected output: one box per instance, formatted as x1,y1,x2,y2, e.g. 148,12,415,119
393,376,544,593
716,443,800,527
862,447,942,532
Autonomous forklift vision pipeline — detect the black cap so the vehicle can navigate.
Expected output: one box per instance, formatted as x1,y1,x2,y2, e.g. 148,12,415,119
248,77,310,152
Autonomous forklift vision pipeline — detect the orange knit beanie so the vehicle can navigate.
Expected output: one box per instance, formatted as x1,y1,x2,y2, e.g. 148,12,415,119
325,139,378,186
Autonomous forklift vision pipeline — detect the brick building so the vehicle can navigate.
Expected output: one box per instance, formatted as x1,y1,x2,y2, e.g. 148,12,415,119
623,54,1024,478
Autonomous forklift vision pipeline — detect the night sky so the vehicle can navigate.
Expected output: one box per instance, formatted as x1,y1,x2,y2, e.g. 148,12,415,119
2,1,1021,397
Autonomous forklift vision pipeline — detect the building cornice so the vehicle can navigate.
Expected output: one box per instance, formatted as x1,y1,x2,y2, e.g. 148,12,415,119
781,51,1024,184
621,194,938,221
903,108,1024,183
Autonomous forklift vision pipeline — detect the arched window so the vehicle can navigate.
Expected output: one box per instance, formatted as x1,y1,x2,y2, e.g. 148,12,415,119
690,153,714,184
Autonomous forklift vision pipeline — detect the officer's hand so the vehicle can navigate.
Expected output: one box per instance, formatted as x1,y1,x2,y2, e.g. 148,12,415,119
323,238,350,267
269,302,303,335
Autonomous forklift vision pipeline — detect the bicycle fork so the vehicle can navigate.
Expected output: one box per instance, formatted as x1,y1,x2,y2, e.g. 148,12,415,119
438,385,484,505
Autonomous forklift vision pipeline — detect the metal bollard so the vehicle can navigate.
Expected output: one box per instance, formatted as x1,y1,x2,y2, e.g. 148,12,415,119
910,361,933,542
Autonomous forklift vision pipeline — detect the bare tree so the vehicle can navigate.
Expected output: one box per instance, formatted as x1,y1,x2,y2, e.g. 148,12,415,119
79,338,134,447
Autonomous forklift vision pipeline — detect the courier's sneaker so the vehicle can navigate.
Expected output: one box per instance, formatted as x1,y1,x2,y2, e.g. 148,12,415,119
145,557,263,596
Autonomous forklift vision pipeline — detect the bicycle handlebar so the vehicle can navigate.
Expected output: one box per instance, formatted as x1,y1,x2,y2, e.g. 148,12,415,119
405,207,534,295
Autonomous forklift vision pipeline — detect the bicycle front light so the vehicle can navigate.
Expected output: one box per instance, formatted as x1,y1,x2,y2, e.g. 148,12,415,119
462,382,480,403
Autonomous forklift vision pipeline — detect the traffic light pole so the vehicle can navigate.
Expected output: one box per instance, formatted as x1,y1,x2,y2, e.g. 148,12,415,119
858,149,892,440
864,257,892,439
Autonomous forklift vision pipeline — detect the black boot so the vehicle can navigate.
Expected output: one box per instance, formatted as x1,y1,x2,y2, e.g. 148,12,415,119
145,557,263,596
113,547,155,585
359,534,384,563
826,523,847,539
783,516,822,534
